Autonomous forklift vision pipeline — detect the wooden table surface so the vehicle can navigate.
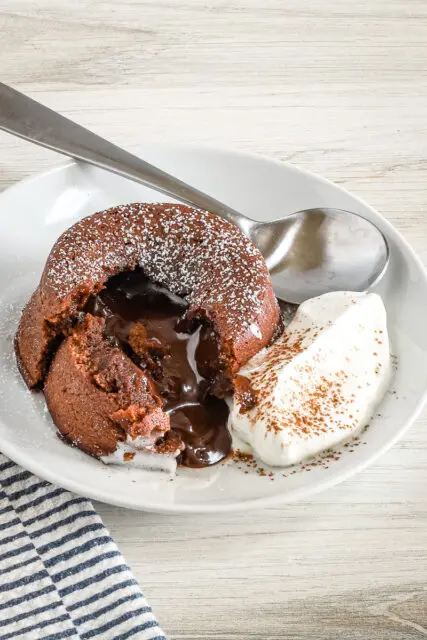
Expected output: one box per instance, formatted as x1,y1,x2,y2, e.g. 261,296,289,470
1,1,427,638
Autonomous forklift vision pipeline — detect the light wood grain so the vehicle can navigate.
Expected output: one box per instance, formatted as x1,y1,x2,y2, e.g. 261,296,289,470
1,1,427,637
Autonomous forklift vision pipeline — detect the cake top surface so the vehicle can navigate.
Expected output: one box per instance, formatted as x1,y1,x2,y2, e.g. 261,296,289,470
43,203,272,336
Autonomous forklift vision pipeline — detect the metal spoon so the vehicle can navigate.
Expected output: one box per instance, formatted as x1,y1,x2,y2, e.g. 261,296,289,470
0,82,388,303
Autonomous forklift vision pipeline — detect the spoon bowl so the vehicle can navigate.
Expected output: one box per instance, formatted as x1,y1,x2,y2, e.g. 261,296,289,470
249,208,389,303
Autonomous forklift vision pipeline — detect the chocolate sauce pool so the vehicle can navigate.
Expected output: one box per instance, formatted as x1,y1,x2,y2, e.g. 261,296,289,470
86,269,231,468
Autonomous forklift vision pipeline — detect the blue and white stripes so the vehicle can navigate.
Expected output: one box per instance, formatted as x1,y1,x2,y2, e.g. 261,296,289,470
0,454,166,640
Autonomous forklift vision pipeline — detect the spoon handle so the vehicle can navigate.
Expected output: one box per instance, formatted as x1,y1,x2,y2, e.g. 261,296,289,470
0,82,243,226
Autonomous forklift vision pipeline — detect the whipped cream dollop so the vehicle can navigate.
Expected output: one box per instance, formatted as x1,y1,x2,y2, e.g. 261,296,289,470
229,291,392,467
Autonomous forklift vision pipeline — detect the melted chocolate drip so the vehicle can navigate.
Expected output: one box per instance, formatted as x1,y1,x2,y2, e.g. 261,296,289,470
86,268,231,468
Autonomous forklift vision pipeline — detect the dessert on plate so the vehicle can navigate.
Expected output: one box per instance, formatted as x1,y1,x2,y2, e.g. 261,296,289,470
15,202,392,474
15,203,279,472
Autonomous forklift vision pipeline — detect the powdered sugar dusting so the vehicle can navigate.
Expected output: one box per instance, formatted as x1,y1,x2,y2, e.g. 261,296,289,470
44,203,270,339
249,323,262,340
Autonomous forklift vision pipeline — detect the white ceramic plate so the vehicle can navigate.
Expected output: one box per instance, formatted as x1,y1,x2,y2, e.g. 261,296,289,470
1,145,427,513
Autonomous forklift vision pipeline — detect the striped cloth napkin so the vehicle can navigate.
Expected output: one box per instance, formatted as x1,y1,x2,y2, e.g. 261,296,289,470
0,453,166,640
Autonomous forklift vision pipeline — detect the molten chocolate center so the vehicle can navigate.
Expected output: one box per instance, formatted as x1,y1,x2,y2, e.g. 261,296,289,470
86,269,231,468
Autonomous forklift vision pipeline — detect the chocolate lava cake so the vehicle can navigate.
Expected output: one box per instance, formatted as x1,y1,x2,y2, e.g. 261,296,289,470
15,203,279,471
